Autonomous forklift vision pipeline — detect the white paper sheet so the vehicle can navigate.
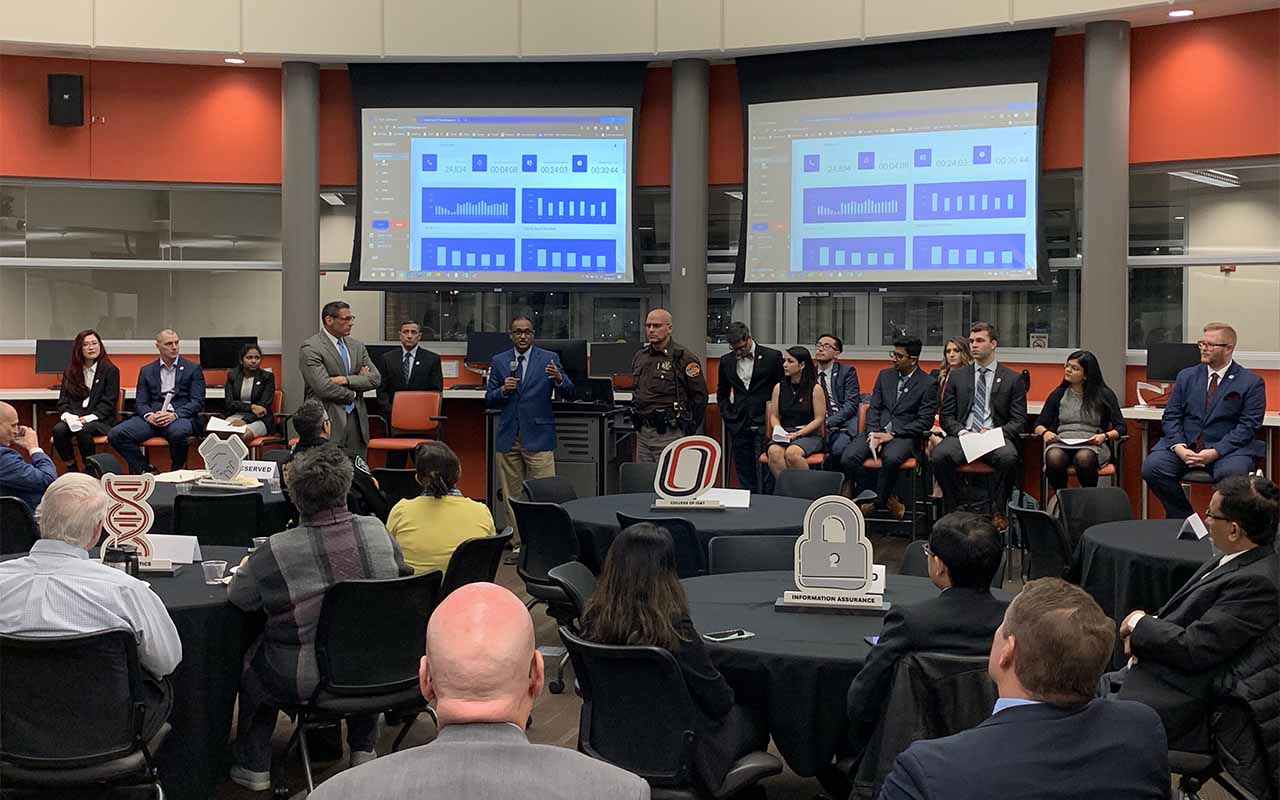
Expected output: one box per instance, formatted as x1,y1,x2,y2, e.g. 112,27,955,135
1058,437,1091,446
699,488,751,508
60,412,83,432
204,416,245,434
771,425,790,444
959,428,1005,463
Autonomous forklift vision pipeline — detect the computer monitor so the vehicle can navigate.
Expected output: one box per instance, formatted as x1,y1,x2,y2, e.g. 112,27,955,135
199,336,258,370
35,340,75,375
1146,342,1201,382
536,339,589,386
465,332,512,367
589,342,637,378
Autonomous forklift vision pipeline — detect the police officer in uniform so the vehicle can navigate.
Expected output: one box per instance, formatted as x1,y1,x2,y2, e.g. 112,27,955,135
630,308,708,462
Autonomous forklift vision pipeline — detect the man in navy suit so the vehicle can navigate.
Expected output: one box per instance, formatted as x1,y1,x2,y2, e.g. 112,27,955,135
841,337,937,519
485,316,574,544
717,322,783,493
1141,322,1266,520
879,578,1169,800
0,402,57,512
813,333,860,466
109,329,205,473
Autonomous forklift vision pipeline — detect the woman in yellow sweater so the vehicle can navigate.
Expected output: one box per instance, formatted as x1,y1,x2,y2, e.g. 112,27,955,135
386,441,496,574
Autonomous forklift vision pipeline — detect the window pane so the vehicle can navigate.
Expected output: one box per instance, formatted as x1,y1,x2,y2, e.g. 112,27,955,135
707,294,734,342
170,190,281,261
881,294,971,346
971,269,1077,348
1128,268,1184,348
506,292,573,339
1131,160,1279,255
25,186,168,260
0,184,26,258
593,297,644,342
1041,172,1079,259
797,296,862,346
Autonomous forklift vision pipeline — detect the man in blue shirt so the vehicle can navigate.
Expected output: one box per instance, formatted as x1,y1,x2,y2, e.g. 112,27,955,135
0,401,57,511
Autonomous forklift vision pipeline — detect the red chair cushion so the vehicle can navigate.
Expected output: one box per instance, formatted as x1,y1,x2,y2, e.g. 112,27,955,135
368,438,429,451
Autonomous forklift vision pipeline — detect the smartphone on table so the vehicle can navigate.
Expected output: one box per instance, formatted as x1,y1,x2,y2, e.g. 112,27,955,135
703,629,754,643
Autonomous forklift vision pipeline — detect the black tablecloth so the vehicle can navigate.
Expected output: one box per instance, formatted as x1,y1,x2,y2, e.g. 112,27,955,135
683,571,940,777
1073,519,1210,622
148,483,291,537
565,493,813,570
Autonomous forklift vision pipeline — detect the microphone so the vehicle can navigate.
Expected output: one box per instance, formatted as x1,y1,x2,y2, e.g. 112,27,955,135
510,359,520,383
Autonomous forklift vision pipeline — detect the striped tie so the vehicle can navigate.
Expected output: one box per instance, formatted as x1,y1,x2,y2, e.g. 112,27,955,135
971,367,990,431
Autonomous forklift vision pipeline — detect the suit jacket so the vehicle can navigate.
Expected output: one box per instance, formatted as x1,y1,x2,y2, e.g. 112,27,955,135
299,332,381,444
1152,362,1266,458
305,722,650,800
377,346,444,417
939,362,1027,445
717,345,784,435
1120,545,1279,743
821,361,861,435
223,367,276,435
0,447,57,512
878,700,1169,800
484,346,574,453
135,357,205,420
57,361,121,423
864,368,939,443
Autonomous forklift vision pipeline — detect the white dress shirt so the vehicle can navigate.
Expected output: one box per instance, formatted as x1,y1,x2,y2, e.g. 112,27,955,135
81,362,98,410
966,360,999,431
1207,360,1233,392
0,539,182,677
735,343,756,387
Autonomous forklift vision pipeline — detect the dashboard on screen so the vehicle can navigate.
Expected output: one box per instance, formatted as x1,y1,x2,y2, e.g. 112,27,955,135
359,108,634,285
745,84,1040,285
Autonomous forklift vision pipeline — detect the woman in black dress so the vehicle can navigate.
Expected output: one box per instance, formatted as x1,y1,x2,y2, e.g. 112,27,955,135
581,523,767,793
52,329,120,471
765,345,827,480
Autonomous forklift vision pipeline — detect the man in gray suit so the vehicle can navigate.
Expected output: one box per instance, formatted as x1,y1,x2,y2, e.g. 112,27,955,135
309,582,649,800
299,301,381,458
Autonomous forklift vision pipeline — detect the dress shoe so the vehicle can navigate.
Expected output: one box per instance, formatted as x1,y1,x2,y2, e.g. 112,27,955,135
858,501,877,517
229,764,271,792
886,495,906,521
992,512,1010,532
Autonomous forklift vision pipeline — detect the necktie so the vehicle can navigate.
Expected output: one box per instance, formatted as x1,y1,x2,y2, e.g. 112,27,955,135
403,351,413,384
337,338,354,413
1205,372,1220,412
517,354,526,384
896,374,907,397
971,367,990,431
819,372,833,413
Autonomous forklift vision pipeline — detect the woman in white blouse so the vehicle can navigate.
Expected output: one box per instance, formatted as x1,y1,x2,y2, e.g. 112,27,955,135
52,329,121,471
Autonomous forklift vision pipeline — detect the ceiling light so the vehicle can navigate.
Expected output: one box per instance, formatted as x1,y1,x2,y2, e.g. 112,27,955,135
1174,216,1185,220
224,57,246,65
320,193,346,206
1168,9,1194,17
1168,170,1239,188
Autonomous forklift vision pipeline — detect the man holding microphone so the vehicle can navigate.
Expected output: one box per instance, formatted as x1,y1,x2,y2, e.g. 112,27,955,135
485,316,574,548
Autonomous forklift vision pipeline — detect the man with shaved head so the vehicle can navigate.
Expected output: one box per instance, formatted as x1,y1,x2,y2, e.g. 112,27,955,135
0,401,57,511
310,583,648,799
108,328,205,473
630,307,708,462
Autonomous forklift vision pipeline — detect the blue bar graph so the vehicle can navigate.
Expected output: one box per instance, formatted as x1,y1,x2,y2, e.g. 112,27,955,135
522,239,615,272
522,188,616,225
421,187,517,224
800,237,906,271
420,238,516,271
914,180,1026,221
912,234,1026,269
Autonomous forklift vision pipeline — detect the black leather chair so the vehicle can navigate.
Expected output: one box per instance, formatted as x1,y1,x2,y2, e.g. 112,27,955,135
899,539,929,577
441,528,513,597
509,497,582,694
617,513,706,578
522,476,578,505
1169,750,1250,800
1008,502,1074,580
274,571,443,795
1055,486,1133,550
84,451,125,479
0,496,39,555
173,491,264,547
774,468,842,501
707,535,797,574
619,461,659,494
547,560,597,625
372,467,420,510
560,626,782,799
0,630,171,796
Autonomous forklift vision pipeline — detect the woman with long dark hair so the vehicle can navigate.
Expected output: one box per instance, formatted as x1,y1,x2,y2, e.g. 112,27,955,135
52,329,120,471
581,523,766,792
385,440,495,574
221,342,275,443
926,336,972,458
1034,350,1126,492
766,345,826,480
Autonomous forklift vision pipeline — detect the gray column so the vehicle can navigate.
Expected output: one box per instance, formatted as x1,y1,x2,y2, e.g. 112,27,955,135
281,62,321,415
1081,21,1130,386
750,292,778,343
669,58,710,363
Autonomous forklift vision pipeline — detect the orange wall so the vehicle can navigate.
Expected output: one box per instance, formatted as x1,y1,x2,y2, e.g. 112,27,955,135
1042,34,1084,171
0,353,283,390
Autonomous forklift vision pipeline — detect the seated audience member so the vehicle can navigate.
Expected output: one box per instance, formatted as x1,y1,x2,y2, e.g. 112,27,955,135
765,346,827,481
840,337,938,519
221,343,276,444
925,336,971,460
845,512,1007,754
1141,322,1266,520
307,583,649,800
386,441,496,574
0,402,57,511
284,398,385,520
0,474,181,742
108,328,206,474
227,445,412,790
51,329,121,471
582,524,767,792
1035,350,1126,493
930,322,1027,529
377,320,443,469
1106,474,1279,750
879,579,1169,800
813,334,860,467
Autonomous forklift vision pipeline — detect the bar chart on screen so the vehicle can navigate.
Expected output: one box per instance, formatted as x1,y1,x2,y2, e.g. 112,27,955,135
421,238,517,271
421,187,517,224
523,188,617,225
522,239,616,272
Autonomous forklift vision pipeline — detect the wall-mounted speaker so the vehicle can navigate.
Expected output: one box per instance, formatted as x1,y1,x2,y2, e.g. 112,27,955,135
48,73,84,126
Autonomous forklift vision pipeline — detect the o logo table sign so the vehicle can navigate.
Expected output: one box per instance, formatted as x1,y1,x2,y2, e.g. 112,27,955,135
777,494,888,615
652,436,724,510
101,472,156,560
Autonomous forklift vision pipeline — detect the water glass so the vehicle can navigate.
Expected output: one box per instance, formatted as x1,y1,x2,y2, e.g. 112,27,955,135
201,560,228,585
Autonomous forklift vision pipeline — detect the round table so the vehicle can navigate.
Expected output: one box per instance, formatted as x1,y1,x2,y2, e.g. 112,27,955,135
147,483,291,537
1073,519,1211,622
683,571,941,777
564,493,813,570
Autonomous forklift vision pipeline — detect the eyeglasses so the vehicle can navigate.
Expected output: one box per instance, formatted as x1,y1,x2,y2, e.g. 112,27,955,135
336,315,356,323
1197,341,1230,349
816,342,839,351
1203,510,1233,524
510,329,534,337
889,352,911,361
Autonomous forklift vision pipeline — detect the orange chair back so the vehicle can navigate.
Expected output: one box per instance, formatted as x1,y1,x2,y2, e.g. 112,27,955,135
857,401,868,434
113,388,125,422
270,390,283,416
390,391,442,434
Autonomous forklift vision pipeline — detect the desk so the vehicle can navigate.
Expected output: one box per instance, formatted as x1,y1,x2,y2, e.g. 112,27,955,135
1071,519,1209,622
564,493,812,571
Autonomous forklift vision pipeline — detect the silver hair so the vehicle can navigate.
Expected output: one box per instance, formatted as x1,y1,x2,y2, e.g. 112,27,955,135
289,445,353,516
36,473,110,549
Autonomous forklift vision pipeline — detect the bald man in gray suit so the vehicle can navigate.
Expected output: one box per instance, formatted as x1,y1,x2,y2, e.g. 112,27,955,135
308,583,649,800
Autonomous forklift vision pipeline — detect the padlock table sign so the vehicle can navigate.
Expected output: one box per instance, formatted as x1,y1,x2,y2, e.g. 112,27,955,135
777,494,889,615
651,436,725,511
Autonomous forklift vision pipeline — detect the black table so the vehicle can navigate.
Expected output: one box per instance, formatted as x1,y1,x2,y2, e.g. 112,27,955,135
683,571,940,777
1073,519,1210,622
564,493,813,570
147,483,291,537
